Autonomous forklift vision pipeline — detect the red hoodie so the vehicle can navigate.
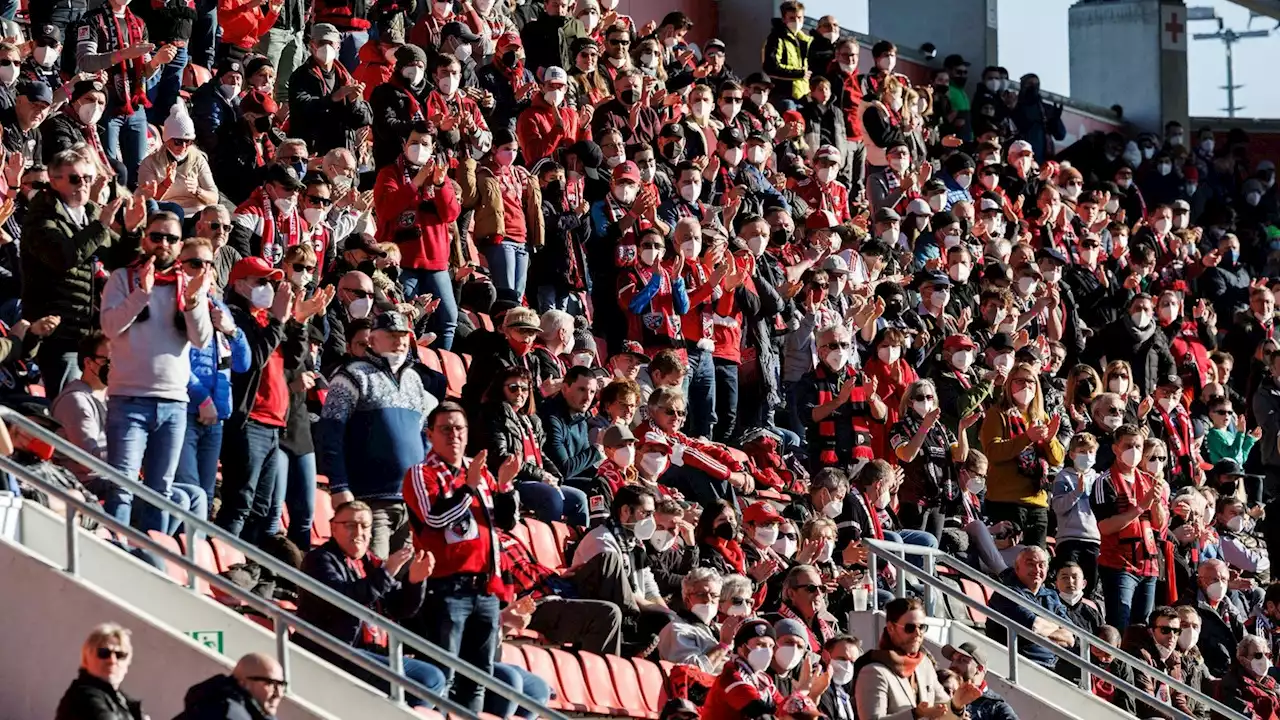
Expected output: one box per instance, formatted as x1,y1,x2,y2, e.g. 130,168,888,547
373,158,462,271
218,0,279,50
515,96,585,165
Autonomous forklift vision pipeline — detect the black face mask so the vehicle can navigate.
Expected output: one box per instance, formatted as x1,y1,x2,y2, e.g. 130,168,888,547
620,88,639,105
1077,379,1096,397
357,259,379,276
252,115,272,133
97,359,111,385
714,523,737,541
770,228,790,246
543,180,564,205
661,142,683,161
883,296,905,317
501,50,520,68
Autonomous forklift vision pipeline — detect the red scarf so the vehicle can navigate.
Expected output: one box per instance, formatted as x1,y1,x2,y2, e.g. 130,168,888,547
1156,403,1192,458
309,57,355,97
128,256,187,311
706,536,745,574
63,106,112,175
345,554,390,648
776,602,836,652
93,8,151,115
245,187,301,266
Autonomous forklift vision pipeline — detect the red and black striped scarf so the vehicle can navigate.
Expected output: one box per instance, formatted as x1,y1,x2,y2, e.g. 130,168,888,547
93,8,151,115
63,106,112,175
776,601,836,653
127,256,188,311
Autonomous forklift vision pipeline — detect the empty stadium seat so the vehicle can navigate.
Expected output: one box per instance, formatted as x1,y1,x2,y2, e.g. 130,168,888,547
501,643,526,668
417,345,443,373
631,657,666,716
147,531,187,586
524,517,565,571
438,350,468,398
519,645,575,712
209,537,247,573
548,647,608,714
510,521,533,552
177,534,216,596
959,579,989,625
312,489,334,543
465,310,495,332
414,709,445,720
607,654,657,719
579,650,629,716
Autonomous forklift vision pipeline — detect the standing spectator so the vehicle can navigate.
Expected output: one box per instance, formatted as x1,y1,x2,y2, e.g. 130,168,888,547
460,129,542,301
287,23,373,158
55,623,144,720
50,332,110,488
101,219,213,535
762,1,811,104
219,0,284,59
190,58,243,154
175,653,286,720
403,402,521,713
253,0,307,97
213,90,287,205
318,311,434,557
516,66,589,164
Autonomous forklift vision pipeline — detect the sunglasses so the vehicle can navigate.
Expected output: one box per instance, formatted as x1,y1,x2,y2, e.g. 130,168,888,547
148,232,181,245
825,341,851,350
507,383,530,393
181,258,210,270
898,622,926,635
96,647,130,660
348,289,373,299
0,59,14,68
1254,652,1273,660
291,263,316,273
248,676,288,690
810,282,830,289
1154,626,1181,635
170,138,194,147
609,39,631,46
795,584,827,594
63,173,96,186
306,195,334,207
913,395,936,402
662,407,687,418
779,532,798,540
1149,456,1168,463
722,97,743,104
728,597,751,606
205,221,229,231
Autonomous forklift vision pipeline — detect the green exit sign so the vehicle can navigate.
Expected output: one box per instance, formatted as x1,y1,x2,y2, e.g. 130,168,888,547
190,630,224,654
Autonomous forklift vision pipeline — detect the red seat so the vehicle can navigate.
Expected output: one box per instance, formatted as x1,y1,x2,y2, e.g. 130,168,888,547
312,489,334,543
755,488,787,502
550,521,575,558
608,654,657,718
29,383,45,398
520,645,574,711
178,534,216,596
417,345,443,373
209,537,247,573
959,579,989,625
466,310,495,332
525,517,565,571
631,657,666,716
438,350,468,398
501,643,526,668
548,647,607,714
579,650,628,715
148,531,187,585
460,352,472,370
594,336,608,360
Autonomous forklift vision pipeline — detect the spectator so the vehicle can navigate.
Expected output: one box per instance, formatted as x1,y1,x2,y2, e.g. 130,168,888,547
1051,432,1102,594
287,23,372,158
50,331,109,488
190,58,243,154
1218,635,1280,720
700,618,785,720
940,643,1018,720
55,623,144,720
1195,558,1247,678
986,546,1076,672
762,1,810,103
138,101,219,217
658,567,741,673
1055,561,1104,636
175,652,286,720
460,128,541,300
540,364,603,486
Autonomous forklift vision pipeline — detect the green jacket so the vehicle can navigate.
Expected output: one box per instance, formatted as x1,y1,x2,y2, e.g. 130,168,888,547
763,18,812,100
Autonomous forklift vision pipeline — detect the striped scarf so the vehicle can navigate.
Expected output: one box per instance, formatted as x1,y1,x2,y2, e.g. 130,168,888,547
92,8,151,115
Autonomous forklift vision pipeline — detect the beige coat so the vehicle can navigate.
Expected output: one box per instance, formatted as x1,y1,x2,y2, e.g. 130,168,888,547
853,653,958,720
137,148,220,215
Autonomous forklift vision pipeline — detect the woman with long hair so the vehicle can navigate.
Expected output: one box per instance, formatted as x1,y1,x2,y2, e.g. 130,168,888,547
978,362,1066,548
1063,364,1102,431
891,378,978,534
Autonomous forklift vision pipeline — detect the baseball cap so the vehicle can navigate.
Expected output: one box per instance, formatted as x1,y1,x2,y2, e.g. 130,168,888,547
71,79,107,102
441,21,481,42
216,57,244,77
228,257,285,285
372,312,412,333
705,38,726,54
815,145,841,164
618,340,650,361
806,209,841,231
942,642,987,668
240,89,279,116
717,126,745,148
743,501,782,525
34,24,62,45
311,23,342,44
639,431,672,453
905,198,932,217
601,424,637,448
542,66,569,86
987,332,1015,353
611,161,641,183
743,72,773,88
821,255,849,276
19,81,52,106
874,207,901,224
943,335,977,352
263,163,305,192
659,123,685,139
914,270,951,289
1036,247,1069,266
339,234,388,258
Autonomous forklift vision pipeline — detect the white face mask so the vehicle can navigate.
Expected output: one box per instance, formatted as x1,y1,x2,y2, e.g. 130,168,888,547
775,646,804,671
613,185,638,205
691,602,717,624
639,248,661,266
878,347,900,364
679,183,701,202
877,56,895,72
649,529,677,552
830,659,855,686
1131,311,1152,328
816,539,835,563
0,65,18,86
1153,218,1172,235
78,102,104,126
1205,580,1226,602
35,47,57,68
889,157,910,174
631,515,656,541
1157,304,1178,323
876,491,891,509
816,167,838,184
691,100,711,119
382,351,408,370
754,526,779,548
273,196,296,215
438,75,459,95
822,499,842,519
219,82,240,99
746,236,767,257
965,474,986,495
1119,447,1142,468
1059,589,1084,606
348,297,373,319
1100,415,1123,432
719,102,740,121
928,195,946,212
745,147,766,165
950,351,973,372
455,43,474,62
1105,198,1120,214
611,445,635,467
956,173,973,190
639,452,668,477
250,284,274,309
1177,627,1200,651
880,229,898,244
722,148,744,167
825,350,850,371
992,353,1013,373
544,88,566,106
1074,453,1096,471
747,647,774,672
1227,515,1246,532
1017,277,1038,296
785,19,802,33
913,401,933,417
314,45,338,65
889,94,904,112
402,66,425,85
943,232,962,249
726,602,752,617
750,91,769,107
303,207,328,225
1252,656,1273,678
772,535,797,558
1013,387,1035,407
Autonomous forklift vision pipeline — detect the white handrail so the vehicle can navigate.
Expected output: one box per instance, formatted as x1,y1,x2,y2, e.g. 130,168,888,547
0,407,567,720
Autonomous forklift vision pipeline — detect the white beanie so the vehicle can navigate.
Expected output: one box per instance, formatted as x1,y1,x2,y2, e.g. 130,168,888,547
163,100,196,142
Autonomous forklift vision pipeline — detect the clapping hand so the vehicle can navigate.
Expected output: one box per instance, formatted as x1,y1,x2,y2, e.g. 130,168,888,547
466,450,490,489
137,256,155,293
183,265,211,305
407,549,436,583
497,453,520,490
270,281,294,321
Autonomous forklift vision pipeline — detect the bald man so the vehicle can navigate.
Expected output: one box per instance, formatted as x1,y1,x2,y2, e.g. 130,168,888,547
176,652,285,719
321,271,377,371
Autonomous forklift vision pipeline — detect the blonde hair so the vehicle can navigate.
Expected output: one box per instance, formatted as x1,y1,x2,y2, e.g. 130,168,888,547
1104,360,1137,400
84,623,131,652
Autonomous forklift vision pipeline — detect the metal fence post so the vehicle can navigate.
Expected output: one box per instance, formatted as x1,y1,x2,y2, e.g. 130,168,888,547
1006,618,1019,684
1079,636,1092,691
276,618,291,689
388,635,406,705
64,504,78,576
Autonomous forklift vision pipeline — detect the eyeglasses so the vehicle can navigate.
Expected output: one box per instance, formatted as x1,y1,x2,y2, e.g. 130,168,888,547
181,258,210,270
249,277,276,287
96,647,130,660
898,622,926,635
348,289,373,299
1154,625,1181,635
1149,455,1168,463
205,221,229,231
639,243,664,251
1112,374,1130,380
913,394,936,402
662,407,687,418
795,583,826,594
306,195,334,207
0,59,14,68
1253,652,1274,660
810,282,830,289
291,263,316,273
148,231,181,245
334,520,372,531
507,383,530,393
728,597,751,606
824,341,851,350
62,173,96,186
722,97,743,104
779,532,798,540
248,676,288,690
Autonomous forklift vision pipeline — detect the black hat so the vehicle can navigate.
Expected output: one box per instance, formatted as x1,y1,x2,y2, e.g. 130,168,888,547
705,38,726,53
942,642,987,668
943,54,970,69
932,210,960,230
987,332,1015,352
732,618,776,648
491,287,523,315
1,398,61,432
913,270,951,290
18,81,52,106
717,126,745,147
372,311,412,333
944,152,976,175
34,24,62,45
395,44,427,67
873,207,901,224
441,21,481,42
263,163,305,192
569,140,603,169
71,78,106,102
216,57,244,78
659,123,685,139
1156,373,1183,390
747,129,771,144
743,72,773,88
339,234,388,258
1036,247,1068,266
569,36,599,58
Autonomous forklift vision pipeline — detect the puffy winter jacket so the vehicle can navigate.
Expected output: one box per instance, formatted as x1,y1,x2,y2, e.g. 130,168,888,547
187,298,253,420
173,673,272,720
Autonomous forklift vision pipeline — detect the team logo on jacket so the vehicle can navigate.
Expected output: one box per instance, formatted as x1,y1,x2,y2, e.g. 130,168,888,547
399,211,416,227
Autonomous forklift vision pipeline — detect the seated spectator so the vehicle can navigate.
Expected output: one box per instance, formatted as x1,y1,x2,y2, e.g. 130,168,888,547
768,619,812,697
697,499,748,578
1213,494,1270,576
1195,558,1247,678
637,385,751,511
138,101,220,217
1055,561,1104,637
1123,606,1195,717
50,332,110,489
175,652,286,720
296,500,445,707
55,623,144,720
764,564,840,654
1087,625,1137,714
986,546,1076,672
539,365,604,491
647,496,701,598
584,423,639,525
658,567,742,673
940,643,1017,720
700,618,786,720
854,597,981,720
719,573,757,622
1245,584,1280,663
588,377,642,444
741,501,789,606
1174,605,1212,719
1217,635,1280,720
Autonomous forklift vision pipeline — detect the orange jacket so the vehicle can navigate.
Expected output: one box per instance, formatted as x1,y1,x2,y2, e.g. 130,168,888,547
218,0,279,49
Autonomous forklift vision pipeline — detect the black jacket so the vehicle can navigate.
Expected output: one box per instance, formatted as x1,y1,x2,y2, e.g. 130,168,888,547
481,400,561,484
20,190,134,351
214,120,289,206
296,538,426,650
55,670,143,720
1199,261,1252,324
1083,316,1176,398
528,197,590,295
38,112,92,166
225,292,309,430
519,13,569,75
462,330,545,420
174,673,273,720
287,59,374,158
370,79,429,170
1196,597,1246,679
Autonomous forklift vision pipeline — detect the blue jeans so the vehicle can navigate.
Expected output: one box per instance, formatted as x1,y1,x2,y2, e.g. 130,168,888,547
215,420,281,544
189,0,219,69
177,418,224,516
483,241,530,300
339,30,370,72
283,449,317,550
424,591,501,713
683,348,716,439
401,268,459,351
265,448,290,537
883,529,939,571
104,396,194,535
102,106,149,188
487,662,552,719
353,648,446,709
1100,567,1157,631
147,45,189,126
517,479,589,527
535,285,587,316
167,485,208,536
36,347,80,398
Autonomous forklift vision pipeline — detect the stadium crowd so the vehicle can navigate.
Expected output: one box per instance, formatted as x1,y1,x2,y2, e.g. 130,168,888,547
7,0,1280,719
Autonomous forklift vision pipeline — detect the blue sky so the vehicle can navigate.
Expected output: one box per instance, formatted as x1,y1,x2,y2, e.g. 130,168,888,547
804,0,1280,119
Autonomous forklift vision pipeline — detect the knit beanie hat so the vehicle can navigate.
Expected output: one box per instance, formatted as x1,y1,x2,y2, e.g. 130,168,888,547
163,100,196,141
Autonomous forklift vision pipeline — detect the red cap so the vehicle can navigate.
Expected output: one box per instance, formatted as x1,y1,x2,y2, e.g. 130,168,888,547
240,89,279,116
1183,165,1199,181
943,334,977,352
782,110,804,125
743,501,782,525
228,257,285,286
612,161,641,184
496,32,522,53
805,209,840,230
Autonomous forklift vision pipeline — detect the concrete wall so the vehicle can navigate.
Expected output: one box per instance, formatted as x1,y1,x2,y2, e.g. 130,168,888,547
13,502,427,720
0,537,339,720
869,0,998,69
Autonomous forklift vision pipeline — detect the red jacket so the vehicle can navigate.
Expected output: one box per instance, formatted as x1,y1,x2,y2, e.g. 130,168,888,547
403,451,508,594
700,657,783,720
790,175,850,224
516,97,584,165
634,420,743,483
354,42,396,101
218,0,279,49
708,253,758,364
373,159,462,271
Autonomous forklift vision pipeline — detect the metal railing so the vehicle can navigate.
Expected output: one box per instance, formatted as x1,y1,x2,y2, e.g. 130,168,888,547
861,538,1247,720
0,407,568,720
